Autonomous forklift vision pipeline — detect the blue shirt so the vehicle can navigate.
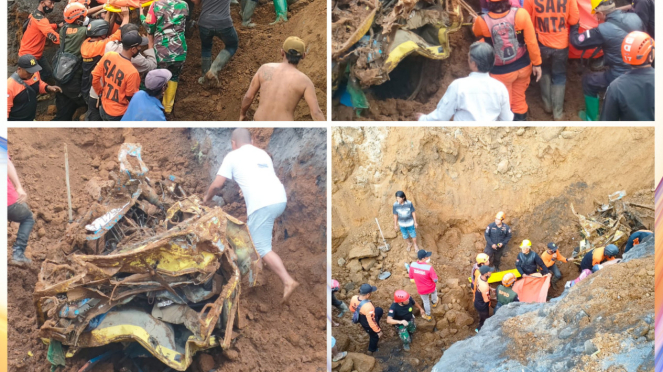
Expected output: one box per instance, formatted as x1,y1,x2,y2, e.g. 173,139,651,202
121,90,166,121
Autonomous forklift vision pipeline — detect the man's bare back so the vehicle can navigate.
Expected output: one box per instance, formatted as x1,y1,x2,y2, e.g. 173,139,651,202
241,62,325,121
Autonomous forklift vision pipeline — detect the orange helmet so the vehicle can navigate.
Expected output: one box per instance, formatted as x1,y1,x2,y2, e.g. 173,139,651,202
495,211,505,220
622,31,654,66
64,2,88,23
502,272,516,287
394,290,410,303
476,253,490,265
68,0,91,6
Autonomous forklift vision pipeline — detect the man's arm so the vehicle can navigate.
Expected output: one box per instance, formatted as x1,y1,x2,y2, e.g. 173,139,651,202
484,226,494,247
498,85,514,121
537,255,550,275
240,68,262,121
568,0,580,27
203,175,227,204
303,78,325,121
417,81,457,121
515,256,524,276
502,226,512,246
37,17,60,44
570,24,605,50
191,0,201,5
8,158,28,204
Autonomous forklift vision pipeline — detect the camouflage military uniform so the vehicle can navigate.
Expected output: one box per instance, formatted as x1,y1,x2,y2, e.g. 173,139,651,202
144,0,189,81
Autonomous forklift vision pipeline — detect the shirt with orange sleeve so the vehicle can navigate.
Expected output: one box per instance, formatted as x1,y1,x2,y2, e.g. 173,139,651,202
541,250,568,268
473,8,542,74
18,10,60,59
7,71,48,120
349,295,381,333
523,0,579,49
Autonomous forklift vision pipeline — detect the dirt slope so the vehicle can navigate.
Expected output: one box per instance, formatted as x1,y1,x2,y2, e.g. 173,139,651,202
7,128,327,371
331,127,654,371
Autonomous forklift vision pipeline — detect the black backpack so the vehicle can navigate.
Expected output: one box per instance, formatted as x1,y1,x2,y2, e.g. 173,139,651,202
352,299,369,324
52,25,81,85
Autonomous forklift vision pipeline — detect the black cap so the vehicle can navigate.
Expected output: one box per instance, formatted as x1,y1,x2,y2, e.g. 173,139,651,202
18,54,42,73
479,265,495,275
122,31,146,49
547,242,558,251
417,250,433,260
359,284,378,295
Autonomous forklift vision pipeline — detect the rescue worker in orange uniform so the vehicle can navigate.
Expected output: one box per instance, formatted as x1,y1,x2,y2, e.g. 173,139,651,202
523,0,579,120
580,244,619,272
349,284,383,355
473,0,542,121
7,54,62,121
18,0,62,81
541,242,575,289
474,265,494,332
470,253,490,291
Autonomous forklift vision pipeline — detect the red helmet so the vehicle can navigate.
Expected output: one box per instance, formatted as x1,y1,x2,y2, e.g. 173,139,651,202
64,2,88,24
622,31,654,66
331,279,339,291
394,290,410,303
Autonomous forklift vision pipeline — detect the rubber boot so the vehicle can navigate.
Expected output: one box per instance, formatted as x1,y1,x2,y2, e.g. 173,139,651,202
403,343,411,351
198,57,212,85
242,0,257,28
205,50,233,85
162,81,178,114
337,302,349,318
551,276,559,290
551,84,566,121
579,94,599,121
513,112,527,121
9,246,32,266
239,0,247,17
539,74,552,114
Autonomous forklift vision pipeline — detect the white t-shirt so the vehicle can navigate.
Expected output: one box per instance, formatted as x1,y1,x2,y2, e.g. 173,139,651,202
217,144,287,216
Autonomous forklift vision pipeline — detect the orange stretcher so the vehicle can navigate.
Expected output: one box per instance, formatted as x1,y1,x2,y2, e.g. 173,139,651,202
512,274,550,303
103,0,154,12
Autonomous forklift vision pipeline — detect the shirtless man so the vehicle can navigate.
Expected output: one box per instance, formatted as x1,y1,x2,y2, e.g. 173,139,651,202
239,36,325,121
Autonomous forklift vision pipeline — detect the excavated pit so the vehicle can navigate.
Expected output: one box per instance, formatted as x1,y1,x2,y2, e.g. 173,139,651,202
7,128,327,371
331,127,654,371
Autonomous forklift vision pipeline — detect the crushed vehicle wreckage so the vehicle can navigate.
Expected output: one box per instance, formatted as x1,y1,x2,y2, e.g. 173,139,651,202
34,144,261,371
332,0,476,108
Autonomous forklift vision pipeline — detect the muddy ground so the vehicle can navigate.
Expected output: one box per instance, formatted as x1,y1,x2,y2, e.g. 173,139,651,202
7,0,327,121
332,4,613,121
7,128,327,371
330,127,655,371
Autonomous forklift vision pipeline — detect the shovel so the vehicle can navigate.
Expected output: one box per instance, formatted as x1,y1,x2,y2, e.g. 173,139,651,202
375,218,390,252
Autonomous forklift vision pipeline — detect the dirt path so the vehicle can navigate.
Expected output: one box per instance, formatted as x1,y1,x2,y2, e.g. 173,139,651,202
7,128,327,371
330,127,654,370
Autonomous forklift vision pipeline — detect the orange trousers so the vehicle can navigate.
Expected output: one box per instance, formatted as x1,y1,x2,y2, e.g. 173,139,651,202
491,64,532,115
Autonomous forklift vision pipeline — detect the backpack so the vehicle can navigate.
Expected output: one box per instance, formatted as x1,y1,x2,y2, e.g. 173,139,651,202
352,299,370,324
482,8,527,66
52,25,82,85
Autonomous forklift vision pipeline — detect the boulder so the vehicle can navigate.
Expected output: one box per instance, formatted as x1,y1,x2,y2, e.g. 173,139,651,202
348,244,380,260
345,352,376,372
538,127,564,142
338,358,354,372
497,159,509,174
361,258,377,271
436,317,449,330
347,259,363,273
417,318,437,332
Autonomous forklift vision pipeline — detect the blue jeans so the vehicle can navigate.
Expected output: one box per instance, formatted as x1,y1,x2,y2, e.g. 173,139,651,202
199,25,239,59
549,263,562,280
540,45,568,85
8,202,35,252
400,225,416,239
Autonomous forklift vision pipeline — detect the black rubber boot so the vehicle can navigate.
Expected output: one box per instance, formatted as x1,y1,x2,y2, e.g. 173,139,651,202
9,246,32,266
513,112,528,121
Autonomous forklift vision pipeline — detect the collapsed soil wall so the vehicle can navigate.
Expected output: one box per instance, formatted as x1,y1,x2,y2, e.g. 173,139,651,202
7,128,327,371
331,127,654,371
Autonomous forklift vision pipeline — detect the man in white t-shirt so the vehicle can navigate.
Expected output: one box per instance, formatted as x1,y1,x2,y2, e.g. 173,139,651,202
203,128,299,301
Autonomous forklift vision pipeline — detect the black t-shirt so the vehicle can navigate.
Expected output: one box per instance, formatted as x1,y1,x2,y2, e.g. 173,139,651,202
388,298,415,322
600,67,655,121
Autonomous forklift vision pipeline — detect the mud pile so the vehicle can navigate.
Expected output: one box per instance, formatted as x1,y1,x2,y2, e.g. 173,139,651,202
331,127,654,371
7,0,327,121
7,128,327,371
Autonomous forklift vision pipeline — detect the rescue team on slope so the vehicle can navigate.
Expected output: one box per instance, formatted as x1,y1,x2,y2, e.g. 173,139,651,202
330,204,651,356
416,0,654,121
8,0,324,121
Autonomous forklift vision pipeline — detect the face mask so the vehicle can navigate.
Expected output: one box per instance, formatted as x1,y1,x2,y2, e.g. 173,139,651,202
83,17,90,26
43,6,53,13
425,258,431,263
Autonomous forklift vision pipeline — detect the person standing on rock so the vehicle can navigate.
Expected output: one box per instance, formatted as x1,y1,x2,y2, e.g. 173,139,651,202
331,337,347,362
203,128,299,301
393,191,419,252
409,250,438,321
515,240,550,276
386,290,426,351
474,265,494,332
470,253,490,291
191,0,239,86
484,211,512,270
494,272,518,313
8,157,35,266
349,284,383,355
541,242,574,289
331,279,350,319
579,244,619,272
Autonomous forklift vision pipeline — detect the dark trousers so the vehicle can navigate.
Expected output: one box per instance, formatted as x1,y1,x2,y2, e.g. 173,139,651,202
582,69,618,97
199,25,239,59
8,202,35,252
331,292,342,308
540,45,568,85
53,91,86,121
477,309,490,331
86,96,102,121
485,245,506,269
359,307,383,352
100,105,123,121
38,56,53,82
549,263,562,280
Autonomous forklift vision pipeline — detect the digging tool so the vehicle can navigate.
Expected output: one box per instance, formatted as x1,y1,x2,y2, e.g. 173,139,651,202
375,218,390,252
65,143,73,223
